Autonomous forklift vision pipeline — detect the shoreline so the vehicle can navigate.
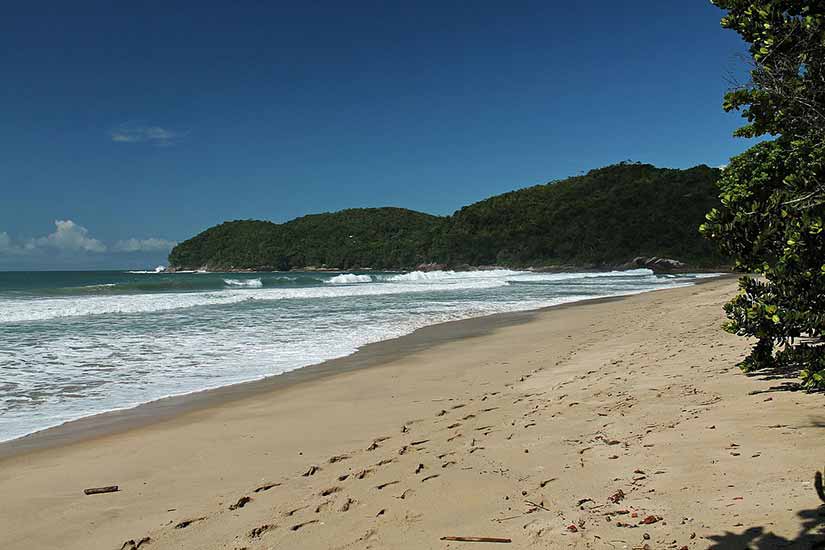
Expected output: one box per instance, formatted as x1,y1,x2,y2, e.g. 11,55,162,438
1,277,727,459
166,264,733,275
3,275,822,550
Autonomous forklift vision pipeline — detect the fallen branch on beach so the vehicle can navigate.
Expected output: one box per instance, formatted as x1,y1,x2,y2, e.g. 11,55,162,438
440,536,512,543
83,485,119,495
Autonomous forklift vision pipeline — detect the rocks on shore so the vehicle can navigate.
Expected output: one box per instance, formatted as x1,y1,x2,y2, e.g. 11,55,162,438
629,256,687,273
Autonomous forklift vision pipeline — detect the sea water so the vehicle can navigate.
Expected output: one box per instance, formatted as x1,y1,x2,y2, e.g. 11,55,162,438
0,268,717,442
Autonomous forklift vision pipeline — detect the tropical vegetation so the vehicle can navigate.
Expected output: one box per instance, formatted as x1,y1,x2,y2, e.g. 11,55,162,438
170,162,727,271
700,0,825,387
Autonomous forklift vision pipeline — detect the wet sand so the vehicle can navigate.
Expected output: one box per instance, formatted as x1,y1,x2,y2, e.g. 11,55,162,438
1,277,823,549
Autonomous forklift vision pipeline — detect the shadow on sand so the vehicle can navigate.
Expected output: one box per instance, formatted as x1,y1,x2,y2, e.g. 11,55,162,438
707,505,825,549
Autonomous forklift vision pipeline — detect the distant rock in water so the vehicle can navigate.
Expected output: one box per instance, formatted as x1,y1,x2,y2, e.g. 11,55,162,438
168,162,730,272
629,256,687,273
416,263,448,272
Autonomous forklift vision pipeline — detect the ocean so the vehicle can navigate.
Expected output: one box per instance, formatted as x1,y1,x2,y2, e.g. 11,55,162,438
0,268,717,443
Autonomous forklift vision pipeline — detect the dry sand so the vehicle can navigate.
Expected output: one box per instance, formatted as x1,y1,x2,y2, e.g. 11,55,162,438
1,277,823,549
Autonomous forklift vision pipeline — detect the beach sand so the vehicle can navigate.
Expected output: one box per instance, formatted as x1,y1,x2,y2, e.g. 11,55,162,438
1,277,823,549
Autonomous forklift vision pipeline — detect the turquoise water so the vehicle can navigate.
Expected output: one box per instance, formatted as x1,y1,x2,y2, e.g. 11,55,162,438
0,268,717,442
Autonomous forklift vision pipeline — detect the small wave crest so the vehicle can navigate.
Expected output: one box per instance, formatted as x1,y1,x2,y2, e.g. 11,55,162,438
223,278,263,288
80,283,118,289
383,269,524,283
325,273,373,284
126,266,166,274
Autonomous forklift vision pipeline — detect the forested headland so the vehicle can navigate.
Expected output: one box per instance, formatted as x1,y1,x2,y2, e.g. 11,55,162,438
168,162,727,272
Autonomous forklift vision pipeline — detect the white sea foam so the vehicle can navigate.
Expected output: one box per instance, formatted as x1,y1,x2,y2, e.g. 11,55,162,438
224,278,263,288
0,269,718,442
383,269,522,282
325,273,373,284
504,268,655,282
126,266,167,274
0,279,506,323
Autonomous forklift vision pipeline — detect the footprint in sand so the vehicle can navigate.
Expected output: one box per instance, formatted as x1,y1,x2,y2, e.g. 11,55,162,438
376,480,400,490
328,454,350,463
120,537,151,550
320,486,342,496
174,517,205,529
355,468,374,480
303,465,321,477
285,505,308,517
249,524,274,538
340,497,356,511
421,474,440,482
253,482,279,493
229,496,252,510
291,519,320,531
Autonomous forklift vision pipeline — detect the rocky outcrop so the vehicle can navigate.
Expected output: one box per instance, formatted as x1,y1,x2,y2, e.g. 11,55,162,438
415,263,448,272
629,256,687,273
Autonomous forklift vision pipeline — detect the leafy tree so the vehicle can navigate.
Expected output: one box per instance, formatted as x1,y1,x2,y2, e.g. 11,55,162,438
700,0,825,387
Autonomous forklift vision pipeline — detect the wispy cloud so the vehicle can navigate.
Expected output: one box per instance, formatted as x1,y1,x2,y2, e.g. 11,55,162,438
113,237,177,253
110,124,185,146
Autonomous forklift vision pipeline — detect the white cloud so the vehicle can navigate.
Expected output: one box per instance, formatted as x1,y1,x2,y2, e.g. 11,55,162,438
0,221,177,266
113,237,177,253
110,125,184,146
31,220,107,253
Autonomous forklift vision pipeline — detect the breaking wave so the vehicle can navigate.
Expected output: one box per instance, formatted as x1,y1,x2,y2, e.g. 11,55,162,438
223,278,264,288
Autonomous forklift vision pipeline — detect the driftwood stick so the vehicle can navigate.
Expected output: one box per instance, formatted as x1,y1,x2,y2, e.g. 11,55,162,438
84,485,119,495
524,499,551,512
440,536,512,543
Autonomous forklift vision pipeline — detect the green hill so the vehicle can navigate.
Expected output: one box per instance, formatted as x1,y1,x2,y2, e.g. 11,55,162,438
168,208,441,271
433,163,725,267
168,163,727,271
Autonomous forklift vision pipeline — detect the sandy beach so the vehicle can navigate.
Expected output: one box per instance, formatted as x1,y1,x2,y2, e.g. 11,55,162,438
1,277,823,549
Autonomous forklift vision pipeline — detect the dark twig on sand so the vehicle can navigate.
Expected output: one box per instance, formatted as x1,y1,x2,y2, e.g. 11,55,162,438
84,485,119,495
440,536,512,543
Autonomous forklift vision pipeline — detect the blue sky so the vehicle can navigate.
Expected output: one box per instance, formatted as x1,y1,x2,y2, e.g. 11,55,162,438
1,1,752,269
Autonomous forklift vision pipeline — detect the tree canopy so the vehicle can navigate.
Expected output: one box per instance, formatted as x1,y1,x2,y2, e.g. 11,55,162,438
700,0,825,387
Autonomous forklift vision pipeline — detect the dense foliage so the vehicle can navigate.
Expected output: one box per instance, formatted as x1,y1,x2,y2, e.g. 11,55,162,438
170,163,726,271
434,163,724,267
169,208,439,271
700,0,825,387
